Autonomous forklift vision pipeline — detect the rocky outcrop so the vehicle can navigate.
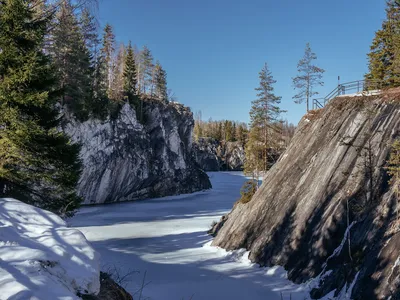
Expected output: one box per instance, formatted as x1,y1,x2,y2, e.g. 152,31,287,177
212,94,400,299
194,138,245,171
64,100,211,204
82,272,132,300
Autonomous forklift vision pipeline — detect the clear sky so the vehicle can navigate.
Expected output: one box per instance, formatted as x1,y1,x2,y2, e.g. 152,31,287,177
98,0,386,125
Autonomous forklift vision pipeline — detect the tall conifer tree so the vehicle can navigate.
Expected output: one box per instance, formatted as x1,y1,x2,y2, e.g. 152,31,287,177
245,63,282,176
292,43,324,112
0,0,81,214
366,0,400,88
50,0,92,120
123,41,140,113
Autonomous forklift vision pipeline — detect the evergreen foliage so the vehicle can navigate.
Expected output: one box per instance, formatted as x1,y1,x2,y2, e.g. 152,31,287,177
193,118,249,143
0,0,82,214
50,0,92,121
44,3,170,121
123,41,140,112
80,8,99,62
239,180,258,204
366,0,400,88
292,43,324,112
245,63,283,177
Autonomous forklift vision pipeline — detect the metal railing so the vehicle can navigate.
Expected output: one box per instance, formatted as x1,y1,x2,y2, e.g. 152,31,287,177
312,79,381,110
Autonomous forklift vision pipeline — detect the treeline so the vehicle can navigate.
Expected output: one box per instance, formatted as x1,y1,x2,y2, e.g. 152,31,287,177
47,0,170,121
193,113,296,149
194,115,249,146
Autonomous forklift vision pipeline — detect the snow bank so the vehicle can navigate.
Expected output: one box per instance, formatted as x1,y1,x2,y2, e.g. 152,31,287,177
0,198,100,299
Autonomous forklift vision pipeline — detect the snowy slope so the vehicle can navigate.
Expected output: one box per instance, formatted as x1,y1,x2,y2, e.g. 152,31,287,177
71,172,311,300
0,198,100,300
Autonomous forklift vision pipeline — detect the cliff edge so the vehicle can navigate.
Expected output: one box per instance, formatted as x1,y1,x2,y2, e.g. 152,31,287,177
212,93,400,299
65,100,211,204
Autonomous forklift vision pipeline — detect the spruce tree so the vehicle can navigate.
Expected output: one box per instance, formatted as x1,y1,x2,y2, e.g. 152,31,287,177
366,1,400,88
292,43,325,112
153,61,168,102
123,41,141,116
0,0,81,214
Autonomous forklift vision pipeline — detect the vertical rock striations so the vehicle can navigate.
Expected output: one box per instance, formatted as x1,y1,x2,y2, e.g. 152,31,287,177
212,95,400,299
65,101,211,204
193,138,245,171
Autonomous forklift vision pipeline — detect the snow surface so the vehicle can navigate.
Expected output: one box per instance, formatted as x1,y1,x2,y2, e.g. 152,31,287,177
336,89,381,98
0,198,100,300
71,172,312,300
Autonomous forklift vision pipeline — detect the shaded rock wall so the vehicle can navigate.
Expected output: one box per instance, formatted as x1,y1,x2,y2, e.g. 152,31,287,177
193,138,245,171
212,95,400,299
65,101,211,204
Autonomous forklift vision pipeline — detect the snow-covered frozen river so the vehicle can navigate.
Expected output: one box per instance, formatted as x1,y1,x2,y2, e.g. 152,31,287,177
71,172,309,300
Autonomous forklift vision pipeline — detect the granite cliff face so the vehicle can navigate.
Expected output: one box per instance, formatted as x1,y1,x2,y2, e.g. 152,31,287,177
64,100,211,204
193,138,245,171
212,94,400,299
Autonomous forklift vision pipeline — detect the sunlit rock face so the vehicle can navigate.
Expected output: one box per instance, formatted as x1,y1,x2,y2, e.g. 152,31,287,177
64,100,211,204
194,138,245,171
212,95,400,299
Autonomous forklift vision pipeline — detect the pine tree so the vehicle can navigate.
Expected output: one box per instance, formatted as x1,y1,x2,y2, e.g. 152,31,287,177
50,0,92,120
80,8,100,59
292,43,325,112
153,61,168,102
0,0,82,214
366,1,400,88
91,23,115,118
80,7,99,66
246,63,282,176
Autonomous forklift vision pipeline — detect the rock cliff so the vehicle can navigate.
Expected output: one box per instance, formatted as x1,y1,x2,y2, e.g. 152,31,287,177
193,138,245,171
64,100,211,204
212,94,400,299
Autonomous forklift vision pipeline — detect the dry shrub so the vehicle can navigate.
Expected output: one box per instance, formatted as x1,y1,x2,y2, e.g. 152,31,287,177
239,180,258,204
330,94,380,111
380,87,400,104
306,109,324,121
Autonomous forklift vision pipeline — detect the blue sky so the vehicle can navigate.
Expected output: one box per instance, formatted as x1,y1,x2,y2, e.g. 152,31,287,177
98,0,386,125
